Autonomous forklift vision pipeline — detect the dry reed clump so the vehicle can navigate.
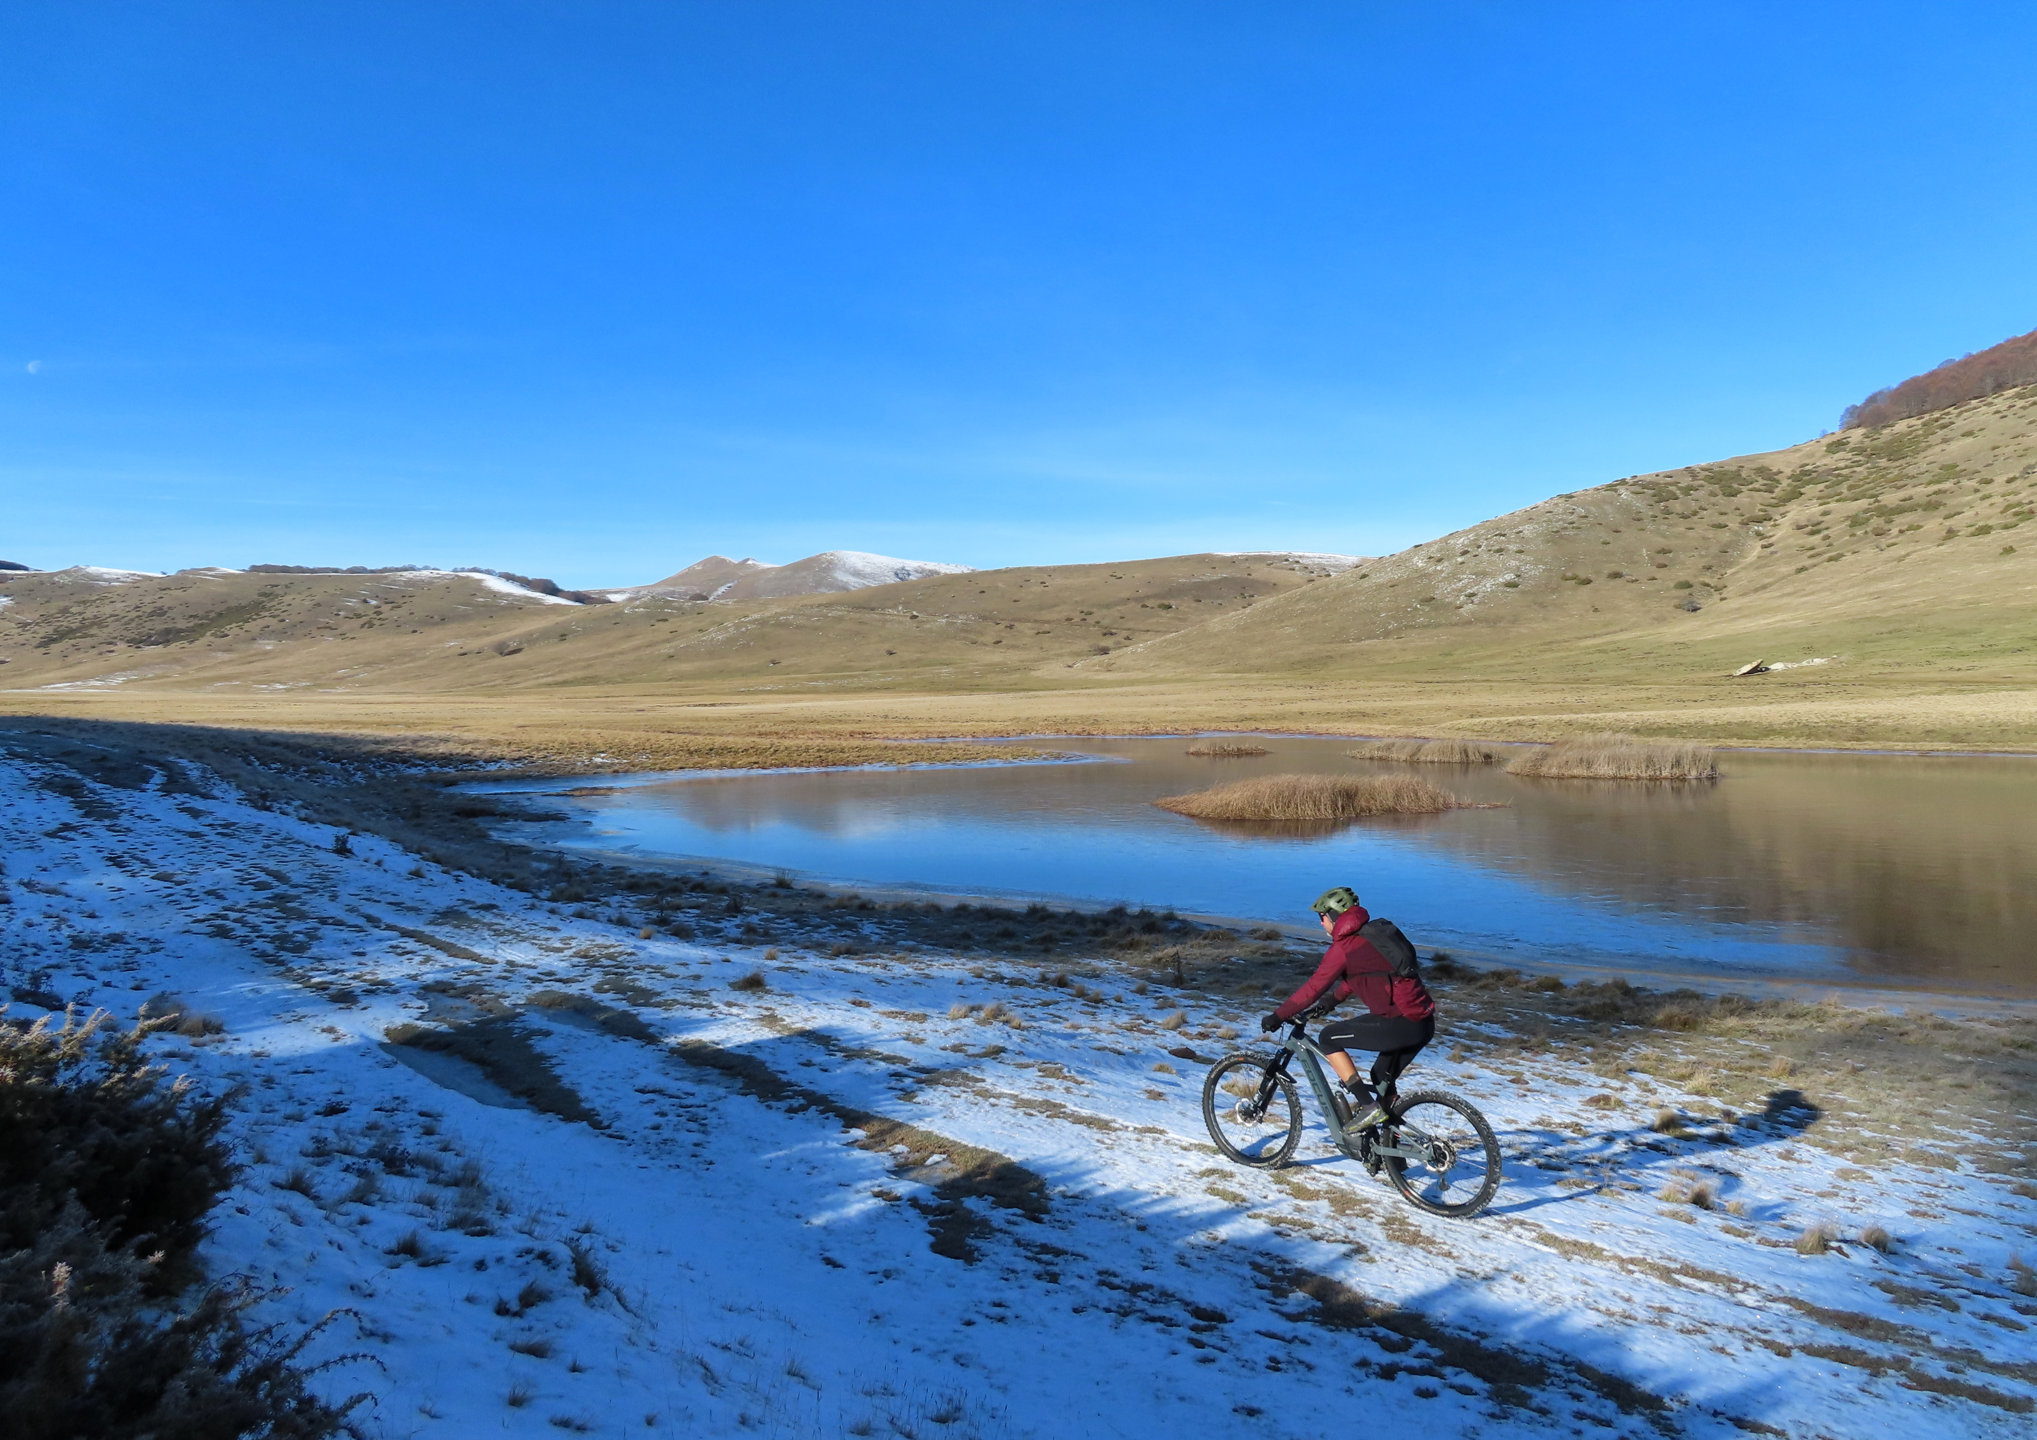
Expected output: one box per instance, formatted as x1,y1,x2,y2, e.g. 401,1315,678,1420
1154,772,1462,821
1347,738,1506,765
1505,733,1718,781
1184,741,1269,757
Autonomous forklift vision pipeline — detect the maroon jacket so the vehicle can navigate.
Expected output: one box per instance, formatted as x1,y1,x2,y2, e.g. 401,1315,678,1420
1273,906,1436,1023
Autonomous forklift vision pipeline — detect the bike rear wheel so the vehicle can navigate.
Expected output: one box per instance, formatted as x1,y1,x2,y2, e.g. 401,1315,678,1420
1202,1053,1302,1168
1381,1090,1501,1217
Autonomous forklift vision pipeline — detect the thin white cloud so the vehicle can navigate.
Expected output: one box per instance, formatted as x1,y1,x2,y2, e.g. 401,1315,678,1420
25,360,42,374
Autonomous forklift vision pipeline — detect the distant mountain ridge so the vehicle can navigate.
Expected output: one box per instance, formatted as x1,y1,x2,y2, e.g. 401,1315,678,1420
614,550,973,602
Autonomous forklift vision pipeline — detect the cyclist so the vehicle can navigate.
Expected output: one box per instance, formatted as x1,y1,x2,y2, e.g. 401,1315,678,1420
1261,886,1436,1130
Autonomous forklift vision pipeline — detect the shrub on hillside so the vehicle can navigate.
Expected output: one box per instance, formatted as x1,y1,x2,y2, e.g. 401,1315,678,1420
0,1009,358,1438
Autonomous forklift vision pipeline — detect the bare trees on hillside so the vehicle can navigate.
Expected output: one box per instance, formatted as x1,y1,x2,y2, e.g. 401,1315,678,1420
1841,326,2037,429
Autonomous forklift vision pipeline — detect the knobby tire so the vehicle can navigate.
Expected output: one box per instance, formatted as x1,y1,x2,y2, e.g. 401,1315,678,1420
1202,1052,1302,1169
1380,1089,1502,1217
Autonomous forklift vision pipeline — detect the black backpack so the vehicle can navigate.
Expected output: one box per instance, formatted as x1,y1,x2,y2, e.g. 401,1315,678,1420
1359,917,1421,978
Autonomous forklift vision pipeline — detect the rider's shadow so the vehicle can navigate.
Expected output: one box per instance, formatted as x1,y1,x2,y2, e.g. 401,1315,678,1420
1465,1088,1824,1218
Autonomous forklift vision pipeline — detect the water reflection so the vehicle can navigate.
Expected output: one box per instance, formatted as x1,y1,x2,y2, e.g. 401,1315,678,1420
484,738,2037,999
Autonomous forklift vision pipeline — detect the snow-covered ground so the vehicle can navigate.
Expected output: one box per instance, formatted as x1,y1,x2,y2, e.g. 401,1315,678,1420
3,743,2033,1438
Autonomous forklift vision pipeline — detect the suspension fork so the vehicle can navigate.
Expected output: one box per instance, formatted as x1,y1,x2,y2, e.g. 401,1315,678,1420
1254,1045,1295,1108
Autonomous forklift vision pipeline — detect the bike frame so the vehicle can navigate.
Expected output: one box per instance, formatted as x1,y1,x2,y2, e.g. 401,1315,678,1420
1260,1020,1429,1163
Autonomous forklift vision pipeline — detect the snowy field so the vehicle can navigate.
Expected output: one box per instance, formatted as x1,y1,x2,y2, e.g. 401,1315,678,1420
3,738,2034,1439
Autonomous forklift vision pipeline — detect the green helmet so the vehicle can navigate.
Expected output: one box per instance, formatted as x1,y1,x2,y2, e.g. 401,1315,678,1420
1310,886,1360,917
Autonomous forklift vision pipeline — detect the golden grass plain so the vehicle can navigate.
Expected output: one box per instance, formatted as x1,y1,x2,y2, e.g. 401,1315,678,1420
6,388,2037,760
5,675,2037,776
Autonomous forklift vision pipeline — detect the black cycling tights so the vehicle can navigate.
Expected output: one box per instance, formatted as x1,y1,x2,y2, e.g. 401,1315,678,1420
1317,1014,1436,1092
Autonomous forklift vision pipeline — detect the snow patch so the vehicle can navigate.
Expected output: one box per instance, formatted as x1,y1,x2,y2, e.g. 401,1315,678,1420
46,565,162,584
811,549,975,587
386,569,581,605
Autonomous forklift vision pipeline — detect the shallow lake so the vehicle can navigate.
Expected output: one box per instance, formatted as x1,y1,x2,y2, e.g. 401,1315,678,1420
477,737,2037,1002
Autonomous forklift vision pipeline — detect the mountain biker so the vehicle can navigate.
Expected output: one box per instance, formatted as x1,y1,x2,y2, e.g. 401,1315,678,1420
1261,886,1437,1131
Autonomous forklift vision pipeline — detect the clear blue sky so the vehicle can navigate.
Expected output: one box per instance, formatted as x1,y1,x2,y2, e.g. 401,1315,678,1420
5,3,2036,585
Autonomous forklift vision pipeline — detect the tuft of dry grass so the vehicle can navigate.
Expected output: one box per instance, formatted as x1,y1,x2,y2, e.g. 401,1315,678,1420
1658,1169,1716,1209
1184,740,1269,757
2009,1255,2037,1297
1859,1224,1894,1253
1347,737,1505,764
1505,733,1718,781
139,991,226,1037
1158,1009,1187,1031
729,971,767,992
1154,772,1462,821
1795,1223,1836,1256
566,1239,606,1298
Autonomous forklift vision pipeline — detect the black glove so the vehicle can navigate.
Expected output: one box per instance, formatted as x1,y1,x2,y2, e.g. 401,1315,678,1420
1260,1012,1285,1034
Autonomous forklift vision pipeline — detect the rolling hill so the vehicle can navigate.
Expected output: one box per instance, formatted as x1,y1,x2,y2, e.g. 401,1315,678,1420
1091,383,2037,687
612,550,974,602
3,371,2035,737
0,552,1356,693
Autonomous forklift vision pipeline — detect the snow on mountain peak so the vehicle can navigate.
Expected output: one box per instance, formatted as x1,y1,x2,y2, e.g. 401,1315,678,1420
810,551,976,587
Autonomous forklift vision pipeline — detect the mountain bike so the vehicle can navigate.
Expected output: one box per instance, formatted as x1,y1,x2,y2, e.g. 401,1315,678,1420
1201,1012,1502,1218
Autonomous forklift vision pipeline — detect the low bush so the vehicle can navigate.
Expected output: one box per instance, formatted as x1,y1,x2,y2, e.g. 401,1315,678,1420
1,1009,234,1290
1505,734,1718,781
1155,773,1462,821
0,1009,358,1437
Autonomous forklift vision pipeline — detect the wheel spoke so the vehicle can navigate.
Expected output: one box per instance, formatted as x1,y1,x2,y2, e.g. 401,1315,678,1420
1202,1054,1303,1169
1381,1092,1501,1217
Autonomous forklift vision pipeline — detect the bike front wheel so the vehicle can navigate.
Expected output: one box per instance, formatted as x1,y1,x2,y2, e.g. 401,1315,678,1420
1381,1090,1502,1217
1202,1053,1302,1169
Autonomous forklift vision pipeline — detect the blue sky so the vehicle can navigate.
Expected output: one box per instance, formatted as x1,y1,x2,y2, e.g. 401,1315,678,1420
5,3,2036,585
